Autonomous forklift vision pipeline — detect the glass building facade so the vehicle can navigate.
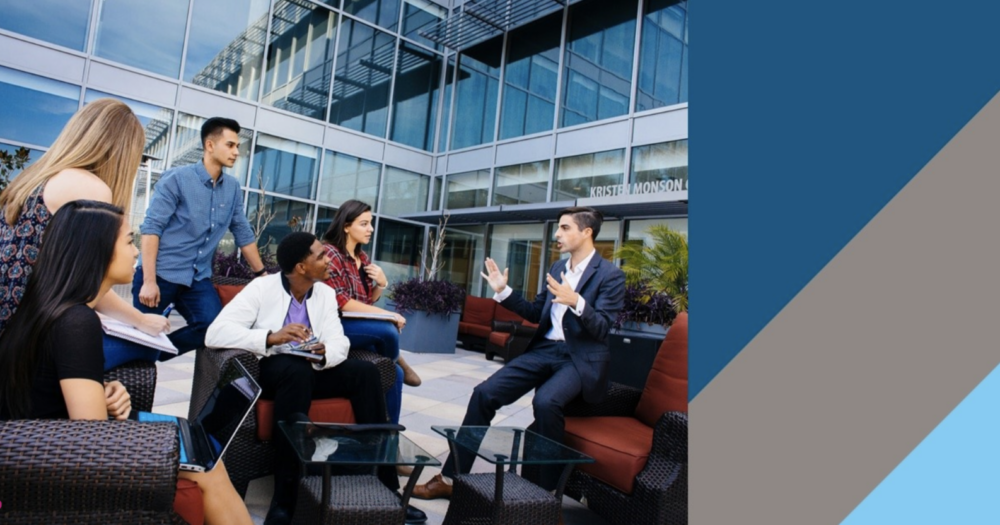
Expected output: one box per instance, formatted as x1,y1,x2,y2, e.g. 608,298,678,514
0,0,687,300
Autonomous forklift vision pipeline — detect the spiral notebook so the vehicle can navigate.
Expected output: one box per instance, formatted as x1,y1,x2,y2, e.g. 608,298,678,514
98,314,178,354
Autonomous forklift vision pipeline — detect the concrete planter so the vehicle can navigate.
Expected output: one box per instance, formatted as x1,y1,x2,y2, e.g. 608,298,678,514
392,305,460,354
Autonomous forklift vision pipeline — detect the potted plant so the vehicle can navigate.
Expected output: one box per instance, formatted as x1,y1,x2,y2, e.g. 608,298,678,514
386,214,465,353
613,283,677,336
613,224,687,330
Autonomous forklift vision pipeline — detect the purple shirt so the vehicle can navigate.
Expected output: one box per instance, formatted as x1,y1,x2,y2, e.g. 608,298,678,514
283,295,312,330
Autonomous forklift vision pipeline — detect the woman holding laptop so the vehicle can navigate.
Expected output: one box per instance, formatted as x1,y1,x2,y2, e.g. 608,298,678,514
0,200,252,525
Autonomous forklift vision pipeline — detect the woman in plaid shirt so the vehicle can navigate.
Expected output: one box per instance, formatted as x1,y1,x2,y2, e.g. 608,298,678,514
320,200,421,425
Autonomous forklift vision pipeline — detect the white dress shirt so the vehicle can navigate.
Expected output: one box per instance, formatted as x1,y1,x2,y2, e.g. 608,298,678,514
494,249,596,342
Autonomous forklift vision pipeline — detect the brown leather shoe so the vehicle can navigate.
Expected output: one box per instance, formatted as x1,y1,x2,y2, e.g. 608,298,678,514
411,474,452,500
399,356,422,387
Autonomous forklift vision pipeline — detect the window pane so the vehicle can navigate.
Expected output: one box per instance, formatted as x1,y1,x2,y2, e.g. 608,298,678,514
0,142,44,182
85,90,173,171
251,134,319,199
499,13,560,140
553,149,625,201
170,113,253,183
446,170,490,209
381,166,429,216
0,66,80,147
441,225,486,296
329,19,395,137
451,38,501,150
314,204,337,238
560,0,637,127
95,0,189,78
262,0,339,120
246,193,313,252
401,0,445,51
318,150,381,208
636,0,687,111
0,0,93,51
343,0,400,31
374,217,424,287
630,139,688,193
437,57,455,152
184,0,269,101
488,223,544,299
390,42,443,151
626,217,687,242
492,160,549,206
430,174,441,211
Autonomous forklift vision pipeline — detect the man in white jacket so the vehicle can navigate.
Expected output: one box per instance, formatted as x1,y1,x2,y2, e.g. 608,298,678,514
205,232,426,525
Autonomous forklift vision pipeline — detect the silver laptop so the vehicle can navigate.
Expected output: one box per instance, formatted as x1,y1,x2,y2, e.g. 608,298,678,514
132,360,261,472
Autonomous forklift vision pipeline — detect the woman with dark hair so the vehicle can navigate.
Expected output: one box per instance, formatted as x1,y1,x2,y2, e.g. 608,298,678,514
321,199,421,426
0,200,252,525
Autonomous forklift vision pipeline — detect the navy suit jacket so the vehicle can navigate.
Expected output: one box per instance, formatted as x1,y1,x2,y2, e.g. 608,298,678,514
500,254,625,404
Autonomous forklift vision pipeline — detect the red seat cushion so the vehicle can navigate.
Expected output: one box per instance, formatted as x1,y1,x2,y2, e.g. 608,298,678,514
494,304,525,323
564,416,654,494
256,398,356,441
461,295,497,327
174,479,204,525
634,312,688,426
459,322,492,339
213,284,245,307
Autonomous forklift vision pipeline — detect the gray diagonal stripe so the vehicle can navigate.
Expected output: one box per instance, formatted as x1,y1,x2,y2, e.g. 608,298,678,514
691,91,1000,524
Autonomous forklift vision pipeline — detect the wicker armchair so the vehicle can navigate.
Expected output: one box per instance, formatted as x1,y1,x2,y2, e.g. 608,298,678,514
562,312,688,525
189,346,396,496
104,359,158,412
485,320,536,363
0,419,179,524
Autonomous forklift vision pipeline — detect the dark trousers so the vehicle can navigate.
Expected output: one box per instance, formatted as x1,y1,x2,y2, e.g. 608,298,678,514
443,339,582,490
132,267,221,354
258,354,396,509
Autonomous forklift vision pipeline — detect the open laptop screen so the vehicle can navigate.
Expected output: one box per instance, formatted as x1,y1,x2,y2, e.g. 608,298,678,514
191,361,261,470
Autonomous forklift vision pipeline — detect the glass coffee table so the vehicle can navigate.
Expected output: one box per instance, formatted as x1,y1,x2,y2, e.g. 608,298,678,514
432,425,594,525
279,422,440,525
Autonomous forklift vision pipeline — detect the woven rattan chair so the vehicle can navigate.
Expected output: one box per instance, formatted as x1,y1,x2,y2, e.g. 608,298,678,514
104,359,158,412
0,419,180,524
563,312,688,525
189,346,395,497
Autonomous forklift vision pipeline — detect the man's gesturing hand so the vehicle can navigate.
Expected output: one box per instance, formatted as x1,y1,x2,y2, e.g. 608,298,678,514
546,272,579,307
480,257,509,294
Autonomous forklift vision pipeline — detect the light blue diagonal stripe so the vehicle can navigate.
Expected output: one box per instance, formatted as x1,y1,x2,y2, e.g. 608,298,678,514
841,363,1000,524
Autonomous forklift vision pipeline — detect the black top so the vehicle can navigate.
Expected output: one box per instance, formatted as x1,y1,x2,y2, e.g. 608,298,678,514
0,304,105,420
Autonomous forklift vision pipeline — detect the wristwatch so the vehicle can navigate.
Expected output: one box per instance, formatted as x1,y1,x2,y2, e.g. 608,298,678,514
254,267,267,277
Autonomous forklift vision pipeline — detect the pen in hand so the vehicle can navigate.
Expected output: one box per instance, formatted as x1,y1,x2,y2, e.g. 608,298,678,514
162,303,175,317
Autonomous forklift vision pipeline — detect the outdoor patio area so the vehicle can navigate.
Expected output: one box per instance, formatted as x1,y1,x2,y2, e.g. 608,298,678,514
152,345,610,525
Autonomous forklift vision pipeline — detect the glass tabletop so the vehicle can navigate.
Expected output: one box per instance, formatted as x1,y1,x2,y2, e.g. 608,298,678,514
278,422,442,467
431,426,594,466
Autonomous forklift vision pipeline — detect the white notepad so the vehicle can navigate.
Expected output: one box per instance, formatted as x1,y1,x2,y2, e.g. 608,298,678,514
98,314,178,354
340,311,398,322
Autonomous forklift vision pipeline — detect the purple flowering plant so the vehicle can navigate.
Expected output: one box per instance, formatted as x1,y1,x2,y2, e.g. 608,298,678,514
387,278,465,316
614,282,677,330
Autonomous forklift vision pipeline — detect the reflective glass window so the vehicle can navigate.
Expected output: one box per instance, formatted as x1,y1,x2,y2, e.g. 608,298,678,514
329,19,395,137
381,166,428,216
0,0,93,51
547,219,619,269
246,193,314,252
390,43,444,151
171,113,253,183
0,142,44,182
184,0,269,101
553,149,625,201
94,0,189,78
437,57,455,152
314,204,337,238
446,170,490,210
499,13,560,140
343,0,400,31
318,151,381,208
631,140,688,193
401,0,445,51
374,217,424,287
636,0,687,111
251,134,319,199
561,0,637,127
430,174,441,211
0,66,80,148
451,38,501,150
440,225,485,296
85,90,173,171
492,160,549,206
262,0,339,120
626,217,687,242
488,223,545,299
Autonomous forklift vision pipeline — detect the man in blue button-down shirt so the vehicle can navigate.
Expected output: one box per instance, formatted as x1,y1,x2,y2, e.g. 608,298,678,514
134,117,266,354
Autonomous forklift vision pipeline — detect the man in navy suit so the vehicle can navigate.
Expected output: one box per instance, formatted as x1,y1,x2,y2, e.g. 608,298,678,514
413,206,625,499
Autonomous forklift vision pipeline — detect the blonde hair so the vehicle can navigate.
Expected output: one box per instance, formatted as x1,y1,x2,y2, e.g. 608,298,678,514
0,98,145,225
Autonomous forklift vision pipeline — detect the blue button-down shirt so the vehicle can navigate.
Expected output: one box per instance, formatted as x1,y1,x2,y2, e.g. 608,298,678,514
139,162,256,286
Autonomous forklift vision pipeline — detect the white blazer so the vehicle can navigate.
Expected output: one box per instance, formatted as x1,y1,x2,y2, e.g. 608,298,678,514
205,273,350,370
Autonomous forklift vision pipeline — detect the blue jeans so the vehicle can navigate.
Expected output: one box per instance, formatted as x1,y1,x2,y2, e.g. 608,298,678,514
103,333,161,371
132,267,222,357
341,318,404,424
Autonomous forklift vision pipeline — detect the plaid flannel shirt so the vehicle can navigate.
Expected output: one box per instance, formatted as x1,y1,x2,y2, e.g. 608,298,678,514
322,243,375,308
